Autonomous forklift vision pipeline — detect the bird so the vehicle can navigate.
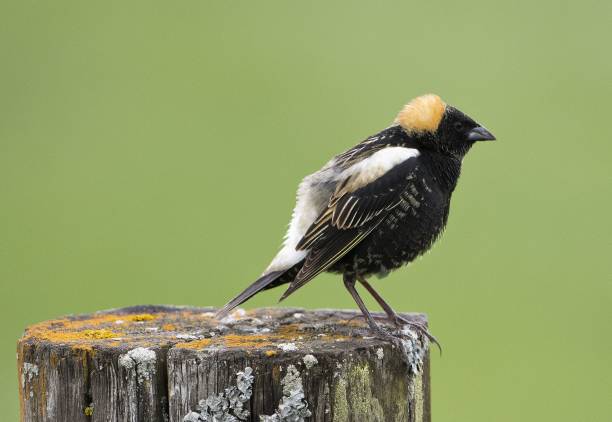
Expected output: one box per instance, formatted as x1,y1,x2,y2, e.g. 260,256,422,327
216,94,495,341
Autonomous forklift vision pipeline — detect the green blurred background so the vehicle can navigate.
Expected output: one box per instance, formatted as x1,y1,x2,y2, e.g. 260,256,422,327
1,1,610,420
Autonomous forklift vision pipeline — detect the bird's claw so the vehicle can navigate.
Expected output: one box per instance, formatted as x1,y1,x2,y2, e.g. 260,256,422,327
391,315,442,355
347,313,442,354
365,321,397,342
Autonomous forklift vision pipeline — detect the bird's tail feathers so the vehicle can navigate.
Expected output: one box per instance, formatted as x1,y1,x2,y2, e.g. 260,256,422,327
215,270,285,319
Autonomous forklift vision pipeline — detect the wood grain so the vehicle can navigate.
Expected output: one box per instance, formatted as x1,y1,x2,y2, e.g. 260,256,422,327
17,306,430,422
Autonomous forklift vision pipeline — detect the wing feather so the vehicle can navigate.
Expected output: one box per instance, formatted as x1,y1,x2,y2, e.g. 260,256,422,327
282,147,420,300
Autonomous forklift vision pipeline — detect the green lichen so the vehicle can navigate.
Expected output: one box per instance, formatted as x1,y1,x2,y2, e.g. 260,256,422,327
349,366,384,421
84,405,94,416
413,371,424,422
393,400,408,422
332,378,348,422
333,364,384,422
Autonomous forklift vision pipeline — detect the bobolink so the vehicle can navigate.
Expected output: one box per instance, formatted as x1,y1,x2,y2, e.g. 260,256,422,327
217,94,495,340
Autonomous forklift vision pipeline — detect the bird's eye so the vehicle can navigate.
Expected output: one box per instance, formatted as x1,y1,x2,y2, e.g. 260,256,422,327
453,121,464,132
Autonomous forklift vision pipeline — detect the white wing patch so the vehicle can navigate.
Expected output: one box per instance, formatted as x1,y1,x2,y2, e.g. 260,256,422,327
340,147,420,190
331,147,420,229
265,146,419,273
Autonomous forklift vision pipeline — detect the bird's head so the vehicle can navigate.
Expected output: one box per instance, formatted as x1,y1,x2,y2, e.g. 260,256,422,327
395,94,495,157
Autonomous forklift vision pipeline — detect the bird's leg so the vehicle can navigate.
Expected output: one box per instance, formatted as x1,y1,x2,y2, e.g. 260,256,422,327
356,275,404,324
357,275,441,352
343,274,393,340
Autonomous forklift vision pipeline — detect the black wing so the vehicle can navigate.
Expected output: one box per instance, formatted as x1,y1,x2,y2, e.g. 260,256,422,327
279,153,420,300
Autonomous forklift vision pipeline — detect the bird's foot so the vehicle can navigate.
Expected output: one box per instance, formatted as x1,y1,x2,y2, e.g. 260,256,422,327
391,314,442,355
362,318,398,341
346,313,392,324
346,313,441,354
364,318,439,367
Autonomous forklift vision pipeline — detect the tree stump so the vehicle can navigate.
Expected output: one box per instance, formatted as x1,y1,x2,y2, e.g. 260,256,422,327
17,305,430,422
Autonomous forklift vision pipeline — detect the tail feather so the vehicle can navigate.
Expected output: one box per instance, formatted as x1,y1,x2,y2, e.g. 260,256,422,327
215,270,285,319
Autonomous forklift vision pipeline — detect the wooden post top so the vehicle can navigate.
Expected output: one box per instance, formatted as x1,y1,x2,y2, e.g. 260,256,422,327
18,305,428,356
18,306,430,422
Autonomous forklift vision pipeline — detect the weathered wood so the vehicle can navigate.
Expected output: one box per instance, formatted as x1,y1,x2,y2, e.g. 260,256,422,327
17,305,430,422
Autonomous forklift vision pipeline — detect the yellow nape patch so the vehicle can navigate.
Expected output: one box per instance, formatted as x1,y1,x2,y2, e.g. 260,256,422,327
395,94,446,134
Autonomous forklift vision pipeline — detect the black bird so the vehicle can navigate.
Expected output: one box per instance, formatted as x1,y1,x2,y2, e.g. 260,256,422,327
217,94,495,340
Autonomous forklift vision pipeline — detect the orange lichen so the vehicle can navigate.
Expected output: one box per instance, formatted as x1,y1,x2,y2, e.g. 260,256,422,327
127,314,156,322
52,314,126,330
82,329,116,339
21,311,170,347
24,312,161,337
337,318,368,327
275,324,299,336
71,344,94,354
221,334,274,348
23,327,120,344
175,333,279,350
174,338,213,349
19,309,361,359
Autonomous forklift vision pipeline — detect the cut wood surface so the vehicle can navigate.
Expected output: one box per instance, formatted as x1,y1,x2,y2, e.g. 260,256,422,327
17,305,430,422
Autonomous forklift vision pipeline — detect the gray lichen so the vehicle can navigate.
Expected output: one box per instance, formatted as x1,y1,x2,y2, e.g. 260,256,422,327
277,342,298,352
302,354,318,370
118,347,157,383
184,365,311,422
176,333,199,340
21,362,39,388
397,327,427,374
183,367,254,422
218,308,247,325
260,364,311,422
375,348,384,360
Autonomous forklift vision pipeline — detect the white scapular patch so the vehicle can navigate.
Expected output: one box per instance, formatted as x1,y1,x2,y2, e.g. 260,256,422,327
340,147,420,192
265,147,419,273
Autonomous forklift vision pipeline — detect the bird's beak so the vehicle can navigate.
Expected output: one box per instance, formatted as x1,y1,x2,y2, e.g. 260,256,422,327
467,126,496,142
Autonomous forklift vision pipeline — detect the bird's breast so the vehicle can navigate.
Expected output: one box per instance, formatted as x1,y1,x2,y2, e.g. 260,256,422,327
330,175,451,277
